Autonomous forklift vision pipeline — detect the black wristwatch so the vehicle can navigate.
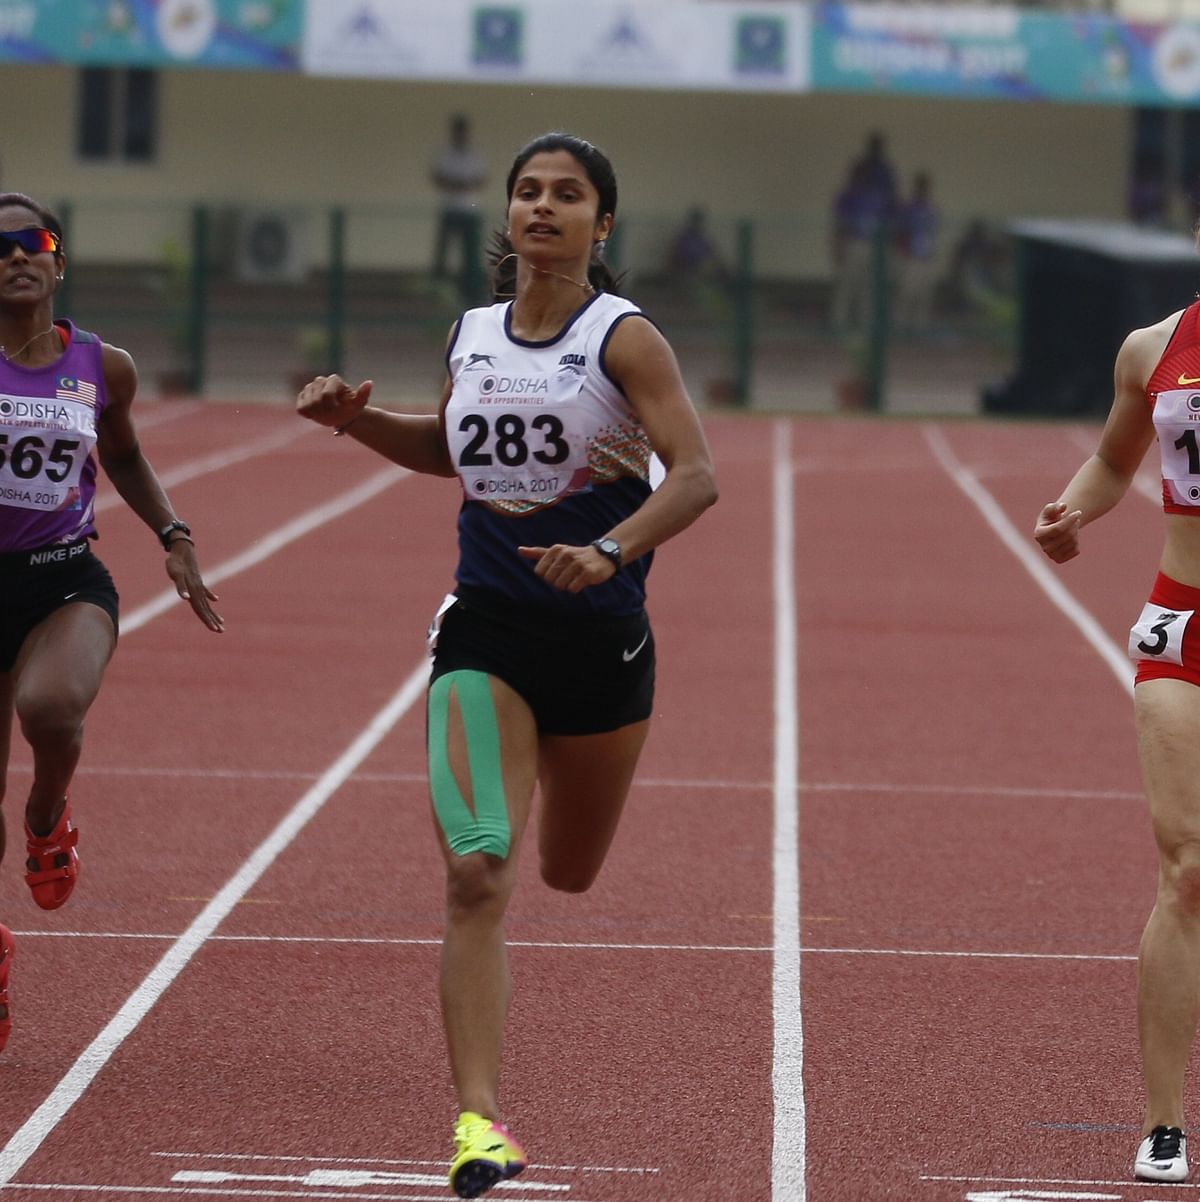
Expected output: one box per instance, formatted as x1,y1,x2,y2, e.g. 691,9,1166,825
158,519,192,550
590,537,623,572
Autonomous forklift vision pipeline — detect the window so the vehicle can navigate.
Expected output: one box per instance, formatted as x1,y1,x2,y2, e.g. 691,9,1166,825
77,67,158,163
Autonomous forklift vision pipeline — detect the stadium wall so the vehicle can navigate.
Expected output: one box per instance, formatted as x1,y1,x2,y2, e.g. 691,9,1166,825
1,64,1132,281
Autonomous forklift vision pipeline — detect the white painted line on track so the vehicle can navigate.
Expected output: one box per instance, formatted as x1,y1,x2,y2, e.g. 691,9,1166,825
800,781,1144,801
803,946,1135,963
120,465,407,635
0,1188,628,1202
126,400,206,431
95,424,314,514
0,659,431,1188
924,425,1134,698
5,763,1146,802
1067,424,1161,504
924,1172,1195,1189
0,1185,559,1200
7,930,772,953
772,419,807,1202
172,1167,568,1191
153,1151,659,1175
6,929,1147,962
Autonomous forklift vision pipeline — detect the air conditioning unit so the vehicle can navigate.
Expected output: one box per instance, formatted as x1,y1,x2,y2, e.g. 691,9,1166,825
235,210,307,283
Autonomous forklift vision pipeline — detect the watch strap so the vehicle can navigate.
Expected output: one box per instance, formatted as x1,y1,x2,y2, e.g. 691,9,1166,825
590,538,623,571
158,519,192,550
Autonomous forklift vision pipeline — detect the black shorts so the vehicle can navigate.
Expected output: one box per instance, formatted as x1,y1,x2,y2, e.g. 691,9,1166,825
430,586,655,736
0,541,120,672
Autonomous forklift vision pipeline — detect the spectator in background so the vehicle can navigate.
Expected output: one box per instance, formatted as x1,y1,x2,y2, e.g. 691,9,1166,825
895,171,940,335
668,206,724,282
431,114,489,294
830,158,894,334
852,130,898,207
1130,151,1169,228
1181,164,1200,234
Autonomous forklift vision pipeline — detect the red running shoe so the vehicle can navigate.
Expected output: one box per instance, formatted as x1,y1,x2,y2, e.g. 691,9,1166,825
25,800,79,910
0,924,14,1053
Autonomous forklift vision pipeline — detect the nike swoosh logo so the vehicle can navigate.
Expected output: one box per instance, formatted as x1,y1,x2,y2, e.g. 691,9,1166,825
622,632,649,662
1179,374,1200,385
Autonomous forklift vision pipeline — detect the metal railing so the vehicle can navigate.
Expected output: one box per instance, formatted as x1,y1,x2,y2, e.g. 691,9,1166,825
50,199,1023,415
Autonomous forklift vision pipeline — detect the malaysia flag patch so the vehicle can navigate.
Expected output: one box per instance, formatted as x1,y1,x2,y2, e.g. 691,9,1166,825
55,376,97,407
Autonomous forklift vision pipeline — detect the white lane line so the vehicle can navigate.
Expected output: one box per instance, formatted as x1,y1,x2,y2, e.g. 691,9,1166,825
127,401,206,431
172,1168,568,1192
0,1186,624,1201
772,419,806,1202
0,661,431,1187
4,929,1147,963
95,425,313,514
924,1172,1154,1189
2,763,1145,801
0,765,1142,803
5,931,770,953
799,781,1143,801
1066,425,1161,503
120,465,406,635
923,425,1134,697
0,1185,510,1200
153,1151,659,1175
804,946,1135,962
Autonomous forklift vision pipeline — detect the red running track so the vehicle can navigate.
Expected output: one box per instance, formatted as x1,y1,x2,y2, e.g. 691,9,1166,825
0,404,1180,1202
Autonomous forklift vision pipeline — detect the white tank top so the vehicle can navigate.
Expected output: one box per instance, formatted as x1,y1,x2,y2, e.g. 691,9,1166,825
445,293,651,516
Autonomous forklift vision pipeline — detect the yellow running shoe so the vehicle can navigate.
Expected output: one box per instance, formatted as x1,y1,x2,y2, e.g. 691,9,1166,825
449,1111,528,1199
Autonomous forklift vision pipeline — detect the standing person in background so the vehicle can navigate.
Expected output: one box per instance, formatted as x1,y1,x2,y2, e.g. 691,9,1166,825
297,131,718,1199
431,114,489,297
830,130,899,334
894,170,940,336
830,159,894,334
852,129,898,206
0,192,223,1054
1129,150,1169,228
1034,278,1200,1185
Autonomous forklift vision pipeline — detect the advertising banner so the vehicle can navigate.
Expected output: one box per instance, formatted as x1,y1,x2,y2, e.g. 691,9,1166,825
302,0,810,92
0,0,301,69
812,2,1200,106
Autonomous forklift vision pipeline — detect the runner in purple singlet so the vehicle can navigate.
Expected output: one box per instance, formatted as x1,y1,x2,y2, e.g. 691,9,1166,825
0,192,224,1055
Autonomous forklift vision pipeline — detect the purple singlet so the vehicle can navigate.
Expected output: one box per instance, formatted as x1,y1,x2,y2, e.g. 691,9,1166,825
0,321,108,553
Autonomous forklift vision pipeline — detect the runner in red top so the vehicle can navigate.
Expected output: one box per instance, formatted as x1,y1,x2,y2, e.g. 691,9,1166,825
1036,291,1200,1183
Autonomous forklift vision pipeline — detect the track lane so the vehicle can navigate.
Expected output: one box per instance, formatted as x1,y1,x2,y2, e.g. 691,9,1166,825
0,412,780,1202
792,417,1157,1200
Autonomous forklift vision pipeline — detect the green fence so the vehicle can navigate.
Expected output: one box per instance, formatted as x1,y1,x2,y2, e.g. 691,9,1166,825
51,199,1020,414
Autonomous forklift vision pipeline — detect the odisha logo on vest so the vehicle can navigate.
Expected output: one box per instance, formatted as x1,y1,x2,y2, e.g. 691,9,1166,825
0,398,70,421
479,376,549,395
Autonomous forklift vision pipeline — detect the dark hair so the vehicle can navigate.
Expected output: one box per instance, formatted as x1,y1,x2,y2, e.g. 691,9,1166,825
489,132,622,300
0,193,65,250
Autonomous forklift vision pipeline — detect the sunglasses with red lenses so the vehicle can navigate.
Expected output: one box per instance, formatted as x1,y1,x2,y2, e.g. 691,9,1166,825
0,228,61,259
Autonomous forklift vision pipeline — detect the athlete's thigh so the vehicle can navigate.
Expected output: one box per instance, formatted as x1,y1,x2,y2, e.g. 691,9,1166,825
1135,678,1200,851
12,602,116,716
428,671,540,869
537,719,650,885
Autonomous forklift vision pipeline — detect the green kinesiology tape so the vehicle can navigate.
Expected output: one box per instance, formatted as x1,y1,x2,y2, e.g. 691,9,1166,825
427,670,511,857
